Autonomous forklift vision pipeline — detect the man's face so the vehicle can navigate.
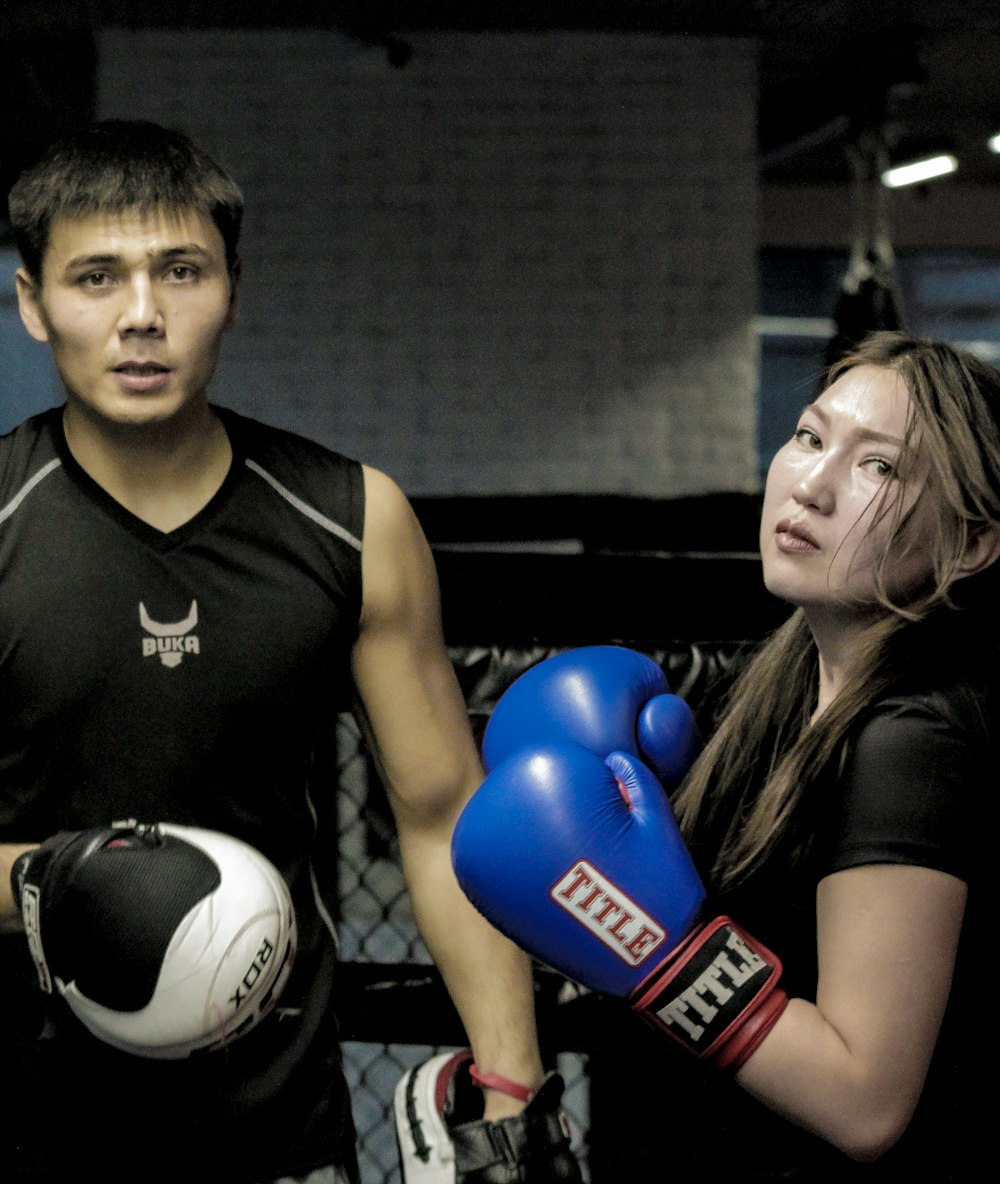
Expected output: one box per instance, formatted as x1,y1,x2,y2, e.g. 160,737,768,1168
16,206,237,433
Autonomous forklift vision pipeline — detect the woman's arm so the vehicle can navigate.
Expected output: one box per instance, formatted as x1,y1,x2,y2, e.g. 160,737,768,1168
735,862,966,1160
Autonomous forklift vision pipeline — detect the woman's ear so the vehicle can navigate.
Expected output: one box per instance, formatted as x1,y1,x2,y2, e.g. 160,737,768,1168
954,523,1000,581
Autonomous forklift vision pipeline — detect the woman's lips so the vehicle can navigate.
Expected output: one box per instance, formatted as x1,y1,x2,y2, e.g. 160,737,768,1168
774,518,820,553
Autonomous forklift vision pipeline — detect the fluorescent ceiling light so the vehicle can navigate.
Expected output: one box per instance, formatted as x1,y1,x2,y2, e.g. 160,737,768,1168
989,133,1000,153
881,154,958,188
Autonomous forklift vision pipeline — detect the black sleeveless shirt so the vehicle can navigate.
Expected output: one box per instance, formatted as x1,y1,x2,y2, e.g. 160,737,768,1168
0,406,364,1182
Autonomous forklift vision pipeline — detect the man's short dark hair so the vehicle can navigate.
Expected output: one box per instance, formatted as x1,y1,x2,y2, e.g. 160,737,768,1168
7,119,244,280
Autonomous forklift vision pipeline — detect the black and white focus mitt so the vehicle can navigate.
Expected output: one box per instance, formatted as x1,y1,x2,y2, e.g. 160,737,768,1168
394,1049,582,1183
10,821,296,1058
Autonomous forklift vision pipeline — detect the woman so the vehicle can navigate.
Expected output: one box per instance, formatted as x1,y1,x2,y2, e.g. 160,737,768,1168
667,331,999,1180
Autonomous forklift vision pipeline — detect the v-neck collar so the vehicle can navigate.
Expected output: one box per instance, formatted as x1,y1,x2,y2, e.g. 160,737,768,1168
51,406,243,551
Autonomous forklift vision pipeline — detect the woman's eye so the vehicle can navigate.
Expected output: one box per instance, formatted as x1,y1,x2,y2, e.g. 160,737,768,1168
794,427,821,449
865,457,895,479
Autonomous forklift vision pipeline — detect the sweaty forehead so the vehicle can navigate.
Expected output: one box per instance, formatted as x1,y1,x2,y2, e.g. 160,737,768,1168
817,365,914,441
43,205,225,276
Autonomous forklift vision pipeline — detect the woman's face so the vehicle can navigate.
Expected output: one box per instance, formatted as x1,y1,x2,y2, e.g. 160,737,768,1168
760,364,936,616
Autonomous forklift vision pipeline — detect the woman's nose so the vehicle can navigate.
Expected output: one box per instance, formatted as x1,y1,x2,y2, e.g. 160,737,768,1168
793,456,835,515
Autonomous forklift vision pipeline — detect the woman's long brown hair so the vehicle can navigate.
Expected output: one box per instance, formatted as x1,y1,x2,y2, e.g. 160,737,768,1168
671,332,1000,891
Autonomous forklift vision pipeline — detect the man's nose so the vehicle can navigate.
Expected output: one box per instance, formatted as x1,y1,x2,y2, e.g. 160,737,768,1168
117,275,164,336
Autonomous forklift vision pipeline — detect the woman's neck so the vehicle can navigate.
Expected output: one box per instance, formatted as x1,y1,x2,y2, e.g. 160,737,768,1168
806,605,881,721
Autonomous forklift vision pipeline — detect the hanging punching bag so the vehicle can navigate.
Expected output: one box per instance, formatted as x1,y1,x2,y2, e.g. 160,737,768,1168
823,134,905,370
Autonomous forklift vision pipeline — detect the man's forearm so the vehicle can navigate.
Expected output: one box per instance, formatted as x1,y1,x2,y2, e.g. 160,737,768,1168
400,829,544,1118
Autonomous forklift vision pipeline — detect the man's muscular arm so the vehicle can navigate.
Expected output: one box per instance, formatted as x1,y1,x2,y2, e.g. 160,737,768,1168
350,466,544,1118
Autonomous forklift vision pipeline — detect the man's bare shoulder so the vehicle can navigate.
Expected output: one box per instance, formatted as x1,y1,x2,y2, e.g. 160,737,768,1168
360,464,425,543
357,465,439,621
362,463,407,508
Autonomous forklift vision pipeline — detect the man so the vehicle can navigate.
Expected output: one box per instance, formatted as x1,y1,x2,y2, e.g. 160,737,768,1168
0,120,578,1184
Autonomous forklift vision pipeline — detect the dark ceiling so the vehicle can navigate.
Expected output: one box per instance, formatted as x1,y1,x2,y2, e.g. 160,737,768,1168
335,1,1000,186
4,1,1000,187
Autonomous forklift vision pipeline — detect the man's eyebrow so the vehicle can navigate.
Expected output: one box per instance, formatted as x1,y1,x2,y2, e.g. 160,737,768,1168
64,253,121,269
157,244,213,260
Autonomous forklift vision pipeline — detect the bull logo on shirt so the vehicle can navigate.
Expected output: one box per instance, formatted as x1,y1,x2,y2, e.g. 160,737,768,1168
139,601,200,668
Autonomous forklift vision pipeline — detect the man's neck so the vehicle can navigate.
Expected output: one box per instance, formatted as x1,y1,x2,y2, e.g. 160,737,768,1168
62,403,233,533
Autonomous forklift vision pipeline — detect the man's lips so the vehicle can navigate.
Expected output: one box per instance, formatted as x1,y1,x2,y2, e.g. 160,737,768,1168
111,362,172,393
112,361,170,373
774,518,820,552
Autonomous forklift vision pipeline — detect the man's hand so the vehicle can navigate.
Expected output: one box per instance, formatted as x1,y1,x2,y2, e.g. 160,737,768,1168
9,822,296,1058
394,1049,582,1183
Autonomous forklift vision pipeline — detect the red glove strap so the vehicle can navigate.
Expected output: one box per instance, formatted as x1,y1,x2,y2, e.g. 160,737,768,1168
712,983,789,1073
630,915,785,1071
469,1063,536,1103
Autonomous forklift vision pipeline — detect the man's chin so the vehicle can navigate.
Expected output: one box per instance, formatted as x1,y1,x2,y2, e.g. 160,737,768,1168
67,388,212,435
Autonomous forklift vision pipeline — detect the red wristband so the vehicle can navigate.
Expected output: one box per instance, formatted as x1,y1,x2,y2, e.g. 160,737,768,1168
469,1062,536,1103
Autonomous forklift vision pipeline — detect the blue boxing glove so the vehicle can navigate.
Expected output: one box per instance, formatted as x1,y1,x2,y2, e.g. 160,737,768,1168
482,645,701,792
456,743,705,994
454,648,788,1073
